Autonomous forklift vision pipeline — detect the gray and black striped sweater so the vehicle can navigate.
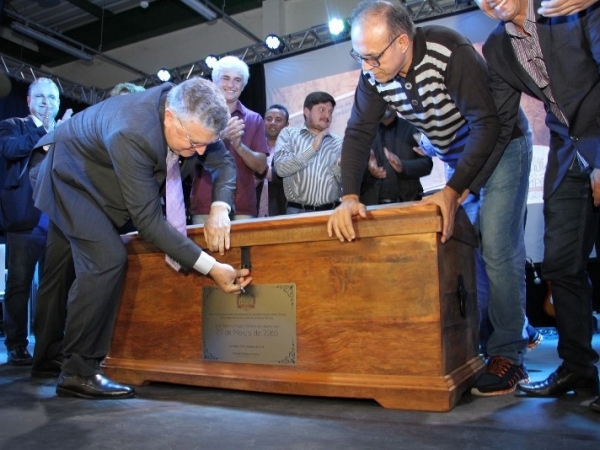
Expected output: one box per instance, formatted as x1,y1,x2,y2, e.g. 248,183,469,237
342,25,519,197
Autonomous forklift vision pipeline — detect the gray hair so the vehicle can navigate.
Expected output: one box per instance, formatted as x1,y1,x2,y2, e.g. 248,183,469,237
211,56,250,87
166,77,230,134
109,82,145,97
28,77,59,97
351,0,416,41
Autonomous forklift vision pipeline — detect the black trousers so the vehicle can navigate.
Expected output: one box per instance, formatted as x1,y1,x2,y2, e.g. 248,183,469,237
542,155,599,379
33,220,127,377
32,221,74,369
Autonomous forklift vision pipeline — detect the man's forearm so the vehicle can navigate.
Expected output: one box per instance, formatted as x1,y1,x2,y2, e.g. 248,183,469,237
234,142,267,173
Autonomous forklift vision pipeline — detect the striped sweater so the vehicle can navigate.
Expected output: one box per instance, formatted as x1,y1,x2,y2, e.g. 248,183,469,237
342,25,506,197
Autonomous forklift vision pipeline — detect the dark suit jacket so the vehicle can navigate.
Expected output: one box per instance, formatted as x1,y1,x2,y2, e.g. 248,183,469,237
32,83,236,270
482,2,600,198
0,115,46,230
268,156,287,216
360,117,433,205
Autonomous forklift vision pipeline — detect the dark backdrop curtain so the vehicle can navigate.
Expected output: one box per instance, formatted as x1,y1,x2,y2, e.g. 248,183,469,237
239,62,266,117
0,78,30,121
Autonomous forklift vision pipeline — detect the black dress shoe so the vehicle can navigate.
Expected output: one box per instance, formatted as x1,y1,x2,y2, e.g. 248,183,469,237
56,373,135,399
7,346,33,366
519,365,599,397
590,396,600,413
31,359,63,378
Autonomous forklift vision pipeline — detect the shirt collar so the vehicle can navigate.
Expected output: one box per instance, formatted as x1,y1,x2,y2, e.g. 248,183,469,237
300,122,330,138
30,114,43,127
505,0,537,37
231,100,247,117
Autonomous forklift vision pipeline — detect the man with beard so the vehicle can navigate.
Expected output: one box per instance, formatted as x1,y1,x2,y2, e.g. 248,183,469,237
273,92,343,214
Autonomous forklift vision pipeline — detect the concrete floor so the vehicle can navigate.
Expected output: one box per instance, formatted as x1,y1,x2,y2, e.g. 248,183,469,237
0,328,599,450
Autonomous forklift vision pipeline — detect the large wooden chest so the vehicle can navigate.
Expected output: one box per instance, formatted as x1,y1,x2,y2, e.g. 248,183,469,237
104,203,484,411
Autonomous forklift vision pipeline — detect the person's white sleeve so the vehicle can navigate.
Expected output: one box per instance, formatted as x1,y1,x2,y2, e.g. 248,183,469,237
193,251,216,275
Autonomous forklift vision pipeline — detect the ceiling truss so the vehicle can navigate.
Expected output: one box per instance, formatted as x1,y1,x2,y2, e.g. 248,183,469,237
0,1,476,105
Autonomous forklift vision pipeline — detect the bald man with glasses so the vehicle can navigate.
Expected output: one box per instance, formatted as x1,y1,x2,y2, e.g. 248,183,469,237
329,0,536,397
331,0,514,241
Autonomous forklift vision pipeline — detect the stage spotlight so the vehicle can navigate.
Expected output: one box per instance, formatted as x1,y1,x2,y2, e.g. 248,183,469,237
205,55,218,69
157,68,171,82
265,34,283,51
328,18,346,36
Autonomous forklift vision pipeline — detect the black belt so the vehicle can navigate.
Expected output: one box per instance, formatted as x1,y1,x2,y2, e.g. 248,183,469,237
287,201,340,212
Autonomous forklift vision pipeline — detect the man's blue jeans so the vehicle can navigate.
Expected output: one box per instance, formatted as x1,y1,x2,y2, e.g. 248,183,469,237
458,193,493,355
447,135,532,363
479,135,532,365
3,223,47,350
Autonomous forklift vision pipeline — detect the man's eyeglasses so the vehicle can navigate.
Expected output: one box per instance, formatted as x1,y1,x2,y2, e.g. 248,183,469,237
177,116,220,149
349,35,400,68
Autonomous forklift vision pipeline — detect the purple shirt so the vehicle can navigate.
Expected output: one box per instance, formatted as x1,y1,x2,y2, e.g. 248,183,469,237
190,101,268,216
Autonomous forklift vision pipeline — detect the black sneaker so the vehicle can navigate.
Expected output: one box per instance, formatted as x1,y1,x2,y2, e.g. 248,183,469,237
471,356,529,396
7,346,33,366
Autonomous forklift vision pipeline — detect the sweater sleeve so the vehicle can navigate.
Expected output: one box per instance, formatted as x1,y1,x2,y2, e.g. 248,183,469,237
443,44,501,194
468,60,523,193
340,74,389,196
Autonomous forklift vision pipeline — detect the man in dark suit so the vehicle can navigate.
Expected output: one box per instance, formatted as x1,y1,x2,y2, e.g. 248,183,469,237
30,81,147,379
0,78,71,365
31,77,251,399
359,106,432,205
474,0,600,410
262,104,289,217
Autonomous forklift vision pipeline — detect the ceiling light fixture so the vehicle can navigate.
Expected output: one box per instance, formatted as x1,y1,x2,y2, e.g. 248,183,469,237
157,68,171,82
204,55,218,69
264,34,284,52
179,0,218,21
328,18,346,36
11,22,93,61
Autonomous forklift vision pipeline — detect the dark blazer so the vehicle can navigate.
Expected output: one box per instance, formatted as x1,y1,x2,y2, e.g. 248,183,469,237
482,2,600,198
33,83,236,270
360,117,433,205
268,158,287,216
0,115,46,230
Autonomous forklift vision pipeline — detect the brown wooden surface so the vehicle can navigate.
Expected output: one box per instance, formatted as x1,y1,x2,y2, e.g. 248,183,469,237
105,203,484,411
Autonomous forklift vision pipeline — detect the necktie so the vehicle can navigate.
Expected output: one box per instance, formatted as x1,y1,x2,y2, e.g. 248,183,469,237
165,148,187,271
